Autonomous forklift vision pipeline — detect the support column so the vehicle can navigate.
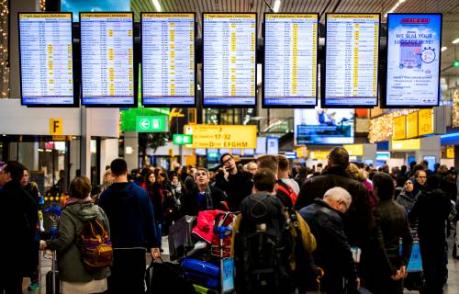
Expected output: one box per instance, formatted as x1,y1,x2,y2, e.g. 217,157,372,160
124,132,138,170
80,107,91,178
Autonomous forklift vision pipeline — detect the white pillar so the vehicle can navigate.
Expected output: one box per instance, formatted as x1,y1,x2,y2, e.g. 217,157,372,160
124,132,138,171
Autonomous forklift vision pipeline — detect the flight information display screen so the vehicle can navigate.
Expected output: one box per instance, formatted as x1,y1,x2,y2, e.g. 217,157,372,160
264,13,318,107
19,13,75,106
203,13,256,107
385,13,442,107
142,13,195,106
80,12,134,106
324,14,379,107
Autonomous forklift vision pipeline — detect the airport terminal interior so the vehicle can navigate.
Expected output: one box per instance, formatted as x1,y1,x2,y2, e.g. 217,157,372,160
1,0,459,293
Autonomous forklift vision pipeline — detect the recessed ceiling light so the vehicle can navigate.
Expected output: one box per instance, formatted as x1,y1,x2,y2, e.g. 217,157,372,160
441,47,447,52
452,38,459,44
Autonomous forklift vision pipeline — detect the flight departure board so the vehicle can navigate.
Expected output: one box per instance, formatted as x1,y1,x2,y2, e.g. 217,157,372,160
264,13,318,107
385,13,442,107
142,13,195,107
19,13,75,106
203,13,256,107
324,14,380,107
80,12,134,106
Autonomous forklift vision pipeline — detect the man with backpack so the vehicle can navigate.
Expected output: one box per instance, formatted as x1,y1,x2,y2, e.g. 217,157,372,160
99,159,160,294
233,168,316,294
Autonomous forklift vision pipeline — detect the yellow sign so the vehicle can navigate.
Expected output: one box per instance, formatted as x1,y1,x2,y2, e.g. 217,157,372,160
184,125,257,149
447,146,455,159
392,115,406,140
392,139,420,151
309,150,330,160
406,112,418,139
49,118,63,135
343,144,364,156
418,109,434,136
295,146,307,158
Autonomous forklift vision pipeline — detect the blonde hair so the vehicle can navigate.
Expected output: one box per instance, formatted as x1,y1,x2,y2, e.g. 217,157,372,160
346,163,367,182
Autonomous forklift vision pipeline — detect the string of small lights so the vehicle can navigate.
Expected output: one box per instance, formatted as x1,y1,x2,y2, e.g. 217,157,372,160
0,0,9,98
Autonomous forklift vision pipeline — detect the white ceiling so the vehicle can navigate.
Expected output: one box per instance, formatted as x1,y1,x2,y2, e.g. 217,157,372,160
131,0,459,75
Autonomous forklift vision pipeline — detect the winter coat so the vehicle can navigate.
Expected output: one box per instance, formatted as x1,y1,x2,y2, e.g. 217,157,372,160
0,181,38,276
46,201,110,282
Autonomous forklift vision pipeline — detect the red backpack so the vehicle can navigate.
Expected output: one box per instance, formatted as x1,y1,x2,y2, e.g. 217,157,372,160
276,181,298,208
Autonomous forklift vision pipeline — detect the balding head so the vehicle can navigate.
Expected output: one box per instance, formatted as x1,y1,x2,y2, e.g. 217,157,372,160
323,187,352,213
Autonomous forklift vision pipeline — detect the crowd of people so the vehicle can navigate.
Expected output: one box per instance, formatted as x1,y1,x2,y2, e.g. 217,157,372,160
0,147,457,293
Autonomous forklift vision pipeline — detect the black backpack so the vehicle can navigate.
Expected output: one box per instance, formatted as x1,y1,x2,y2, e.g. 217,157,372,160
235,193,294,294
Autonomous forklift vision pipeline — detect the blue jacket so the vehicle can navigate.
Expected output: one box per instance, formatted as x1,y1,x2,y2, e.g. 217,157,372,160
99,182,160,248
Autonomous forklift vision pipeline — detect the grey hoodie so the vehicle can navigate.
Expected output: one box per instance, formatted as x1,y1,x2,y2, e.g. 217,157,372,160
46,201,111,282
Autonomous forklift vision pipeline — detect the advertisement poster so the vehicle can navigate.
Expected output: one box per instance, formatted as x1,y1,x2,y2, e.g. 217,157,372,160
386,14,442,107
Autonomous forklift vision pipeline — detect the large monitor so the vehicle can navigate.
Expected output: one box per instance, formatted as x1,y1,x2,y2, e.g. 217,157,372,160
263,13,318,107
61,0,130,22
385,13,442,107
324,14,380,107
141,13,195,107
294,104,355,145
80,12,135,106
19,13,76,106
203,13,257,107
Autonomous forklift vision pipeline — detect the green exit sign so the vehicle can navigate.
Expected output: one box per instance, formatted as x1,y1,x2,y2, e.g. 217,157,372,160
173,134,192,145
454,60,459,68
135,116,168,132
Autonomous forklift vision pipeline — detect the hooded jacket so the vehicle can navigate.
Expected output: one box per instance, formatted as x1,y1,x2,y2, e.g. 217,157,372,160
46,201,110,282
99,182,160,248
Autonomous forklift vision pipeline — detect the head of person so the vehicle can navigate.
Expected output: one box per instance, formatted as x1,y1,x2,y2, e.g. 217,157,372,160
323,187,352,214
372,172,395,201
427,174,442,190
171,174,179,185
316,163,323,173
245,161,258,176
220,153,237,172
21,167,30,187
256,155,278,175
328,147,349,170
277,155,290,178
110,158,128,178
102,169,113,186
0,161,26,186
147,170,156,184
194,168,210,188
400,165,407,174
438,165,448,175
253,168,277,193
154,168,168,184
69,176,92,200
404,179,414,192
415,170,427,186
346,163,366,182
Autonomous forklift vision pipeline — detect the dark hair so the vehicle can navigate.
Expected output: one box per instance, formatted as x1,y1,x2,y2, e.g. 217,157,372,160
415,169,426,178
372,172,395,201
277,155,289,172
328,147,349,169
256,155,278,174
219,153,233,164
4,161,26,182
253,168,276,192
69,176,92,199
110,158,128,177
427,174,441,190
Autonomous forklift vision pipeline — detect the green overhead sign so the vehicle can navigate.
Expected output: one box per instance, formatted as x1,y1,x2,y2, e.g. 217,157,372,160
135,116,168,132
172,134,192,145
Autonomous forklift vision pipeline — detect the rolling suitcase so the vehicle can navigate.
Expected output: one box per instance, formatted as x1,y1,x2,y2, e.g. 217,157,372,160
46,250,60,294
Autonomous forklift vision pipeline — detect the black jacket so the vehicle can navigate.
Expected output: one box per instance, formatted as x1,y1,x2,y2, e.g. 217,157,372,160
299,200,358,294
179,185,227,217
215,170,253,211
99,182,160,248
295,166,373,246
0,181,38,275
409,188,452,249
374,200,413,267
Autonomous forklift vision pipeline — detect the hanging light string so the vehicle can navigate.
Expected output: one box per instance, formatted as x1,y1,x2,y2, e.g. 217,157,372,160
0,0,9,98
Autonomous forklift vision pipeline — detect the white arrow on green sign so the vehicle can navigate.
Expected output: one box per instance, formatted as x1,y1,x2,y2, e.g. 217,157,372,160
135,116,168,132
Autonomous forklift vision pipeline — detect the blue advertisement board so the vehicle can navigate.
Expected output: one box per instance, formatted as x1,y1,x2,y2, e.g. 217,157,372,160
385,14,442,107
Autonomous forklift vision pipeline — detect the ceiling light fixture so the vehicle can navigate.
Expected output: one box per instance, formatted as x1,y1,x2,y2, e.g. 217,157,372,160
452,38,459,44
385,0,406,18
152,0,162,12
441,46,447,52
273,0,281,13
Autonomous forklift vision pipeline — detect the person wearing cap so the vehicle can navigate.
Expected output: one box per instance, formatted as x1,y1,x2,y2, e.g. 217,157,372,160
215,153,253,211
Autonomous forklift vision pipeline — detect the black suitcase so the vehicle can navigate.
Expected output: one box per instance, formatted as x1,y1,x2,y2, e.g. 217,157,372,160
145,261,194,294
46,251,60,294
